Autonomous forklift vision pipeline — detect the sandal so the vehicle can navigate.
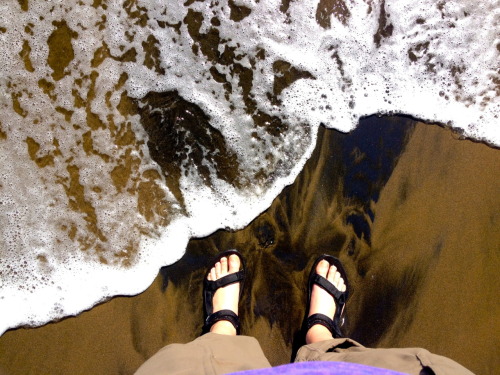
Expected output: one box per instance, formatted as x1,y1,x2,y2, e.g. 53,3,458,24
202,249,245,334
306,254,350,338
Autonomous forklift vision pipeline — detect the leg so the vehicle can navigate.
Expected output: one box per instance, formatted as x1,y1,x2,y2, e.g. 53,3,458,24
134,253,271,375
297,339,475,375
134,333,269,375
296,257,475,375
206,255,241,336
305,258,346,344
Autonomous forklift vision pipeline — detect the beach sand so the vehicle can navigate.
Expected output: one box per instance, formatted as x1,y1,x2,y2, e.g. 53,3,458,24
0,117,498,375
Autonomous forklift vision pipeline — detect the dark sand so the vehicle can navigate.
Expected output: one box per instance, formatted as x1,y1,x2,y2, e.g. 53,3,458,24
0,117,498,375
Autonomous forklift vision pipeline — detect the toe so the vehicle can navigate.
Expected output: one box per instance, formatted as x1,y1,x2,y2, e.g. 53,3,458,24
210,267,217,281
215,260,222,279
228,254,241,273
333,269,340,284
327,265,337,283
338,278,345,292
316,259,329,277
220,257,228,276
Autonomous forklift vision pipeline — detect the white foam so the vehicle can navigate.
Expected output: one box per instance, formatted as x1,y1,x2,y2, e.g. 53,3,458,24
0,0,498,335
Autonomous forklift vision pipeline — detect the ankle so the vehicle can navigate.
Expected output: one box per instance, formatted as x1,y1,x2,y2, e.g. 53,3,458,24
305,324,333,344
210,320,237,336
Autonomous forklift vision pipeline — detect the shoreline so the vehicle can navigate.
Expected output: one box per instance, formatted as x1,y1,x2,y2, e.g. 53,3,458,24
1,117,499,375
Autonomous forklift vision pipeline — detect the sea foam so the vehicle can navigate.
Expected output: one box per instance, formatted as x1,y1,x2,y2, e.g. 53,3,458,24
0,0,498,335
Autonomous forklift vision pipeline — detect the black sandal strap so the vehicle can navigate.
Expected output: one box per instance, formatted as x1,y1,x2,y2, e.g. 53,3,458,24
311,274,346,304
307,313,342,338
202,250,246,333
306,255,350,339
203,309,240,334
204,270,245,292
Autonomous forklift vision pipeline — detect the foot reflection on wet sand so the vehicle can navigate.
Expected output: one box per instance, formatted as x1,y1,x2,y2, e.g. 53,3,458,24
0,116,498,375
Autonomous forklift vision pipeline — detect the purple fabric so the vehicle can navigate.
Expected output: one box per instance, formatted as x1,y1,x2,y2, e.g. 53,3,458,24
229,361,409,375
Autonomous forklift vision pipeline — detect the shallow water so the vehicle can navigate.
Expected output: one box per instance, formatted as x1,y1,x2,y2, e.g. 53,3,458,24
1,0,498,336
0,117,498,375
0,3,499,372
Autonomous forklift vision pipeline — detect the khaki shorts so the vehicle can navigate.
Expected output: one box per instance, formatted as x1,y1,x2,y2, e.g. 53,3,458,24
134,333,474,375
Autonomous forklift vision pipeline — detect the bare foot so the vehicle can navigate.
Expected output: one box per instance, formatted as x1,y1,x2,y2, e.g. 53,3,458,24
206,254,241,335
306,259,346,344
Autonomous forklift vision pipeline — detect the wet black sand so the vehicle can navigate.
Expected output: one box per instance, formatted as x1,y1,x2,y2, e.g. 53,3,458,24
0,116,498,375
